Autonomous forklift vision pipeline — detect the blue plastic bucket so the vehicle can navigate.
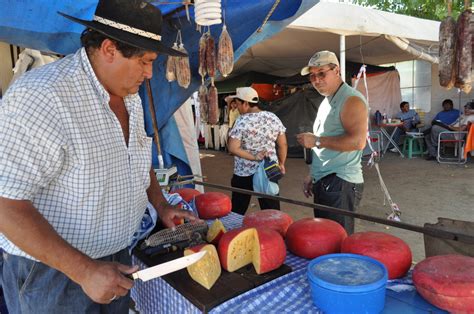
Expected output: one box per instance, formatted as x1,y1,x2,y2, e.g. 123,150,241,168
307,253,388,314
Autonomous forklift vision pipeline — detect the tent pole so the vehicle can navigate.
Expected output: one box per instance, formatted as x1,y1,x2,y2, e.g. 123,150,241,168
339,34,346,82
145,79,164,169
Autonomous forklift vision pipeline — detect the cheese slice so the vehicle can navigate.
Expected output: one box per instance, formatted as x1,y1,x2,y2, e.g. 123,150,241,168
184,244,221,290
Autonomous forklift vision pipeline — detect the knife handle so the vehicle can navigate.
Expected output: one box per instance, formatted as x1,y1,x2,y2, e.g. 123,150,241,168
125,273,137,280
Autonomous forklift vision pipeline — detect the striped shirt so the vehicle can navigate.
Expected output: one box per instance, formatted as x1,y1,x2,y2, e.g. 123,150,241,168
0,48,152,259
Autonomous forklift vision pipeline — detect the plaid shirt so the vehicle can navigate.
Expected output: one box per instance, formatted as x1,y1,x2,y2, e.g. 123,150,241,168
0,48,152,259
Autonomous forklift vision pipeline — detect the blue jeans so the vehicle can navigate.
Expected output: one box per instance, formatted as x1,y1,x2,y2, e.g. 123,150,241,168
312,173,364,235
2,249,131,314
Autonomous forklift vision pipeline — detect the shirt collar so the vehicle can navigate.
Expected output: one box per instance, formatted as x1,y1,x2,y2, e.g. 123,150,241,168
79,48,110,105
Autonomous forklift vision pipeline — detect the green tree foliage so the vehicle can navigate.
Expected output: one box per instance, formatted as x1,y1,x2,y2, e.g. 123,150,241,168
353,0,468,21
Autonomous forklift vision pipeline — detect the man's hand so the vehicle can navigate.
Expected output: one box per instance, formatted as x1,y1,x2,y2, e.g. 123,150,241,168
79,260,138,304
296,132,317,149
303,175,313,198
158,203,201,228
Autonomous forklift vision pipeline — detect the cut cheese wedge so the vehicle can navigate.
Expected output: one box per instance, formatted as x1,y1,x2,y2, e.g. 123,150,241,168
206,218,226,245
218,227,286,274
184,244,221,290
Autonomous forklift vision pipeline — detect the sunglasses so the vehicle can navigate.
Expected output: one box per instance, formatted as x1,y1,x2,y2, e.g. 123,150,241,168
309,68,334,81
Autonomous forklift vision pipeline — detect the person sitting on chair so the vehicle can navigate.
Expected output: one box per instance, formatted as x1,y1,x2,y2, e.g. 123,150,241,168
389,101,420,152
425,101,474,160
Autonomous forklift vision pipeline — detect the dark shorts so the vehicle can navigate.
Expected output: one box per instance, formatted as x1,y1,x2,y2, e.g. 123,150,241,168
312,173,364,234
2,248,131,314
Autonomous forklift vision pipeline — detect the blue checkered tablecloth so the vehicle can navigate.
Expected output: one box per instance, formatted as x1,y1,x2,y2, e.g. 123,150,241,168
131,213,445,314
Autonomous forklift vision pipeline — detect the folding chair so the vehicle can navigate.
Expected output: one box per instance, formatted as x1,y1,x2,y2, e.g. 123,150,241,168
437,131,468,164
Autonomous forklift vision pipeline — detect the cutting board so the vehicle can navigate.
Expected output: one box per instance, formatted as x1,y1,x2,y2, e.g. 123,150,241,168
133,248,292,313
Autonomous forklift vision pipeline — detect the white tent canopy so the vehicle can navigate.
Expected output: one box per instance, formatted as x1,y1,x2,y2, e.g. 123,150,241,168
232,1,440,77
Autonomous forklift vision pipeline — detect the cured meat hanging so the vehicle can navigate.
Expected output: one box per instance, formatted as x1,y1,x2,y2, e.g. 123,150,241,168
173,30,191,89
454,0,472,93
217,24,234,77
165,43,178,82
206,32,216,78
438,0,456,89
198,33,208,81
199,84,208,124
175,43,191,89
207,85,219,125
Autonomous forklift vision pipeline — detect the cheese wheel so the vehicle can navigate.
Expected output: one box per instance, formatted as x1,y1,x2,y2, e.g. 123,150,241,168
174,188,201,203
341,232,412,279
206,218,226,245
285,218,347,259
253,227,286,274
413,254,474,312
195,192,231,219
243,210,293,237
184,244,221,290
218,227,286,274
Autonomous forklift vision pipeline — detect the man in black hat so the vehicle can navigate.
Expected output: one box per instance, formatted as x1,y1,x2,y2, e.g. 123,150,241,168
0,0,195,312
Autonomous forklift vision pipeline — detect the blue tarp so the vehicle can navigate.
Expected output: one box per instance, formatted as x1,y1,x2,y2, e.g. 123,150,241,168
0,0,319,176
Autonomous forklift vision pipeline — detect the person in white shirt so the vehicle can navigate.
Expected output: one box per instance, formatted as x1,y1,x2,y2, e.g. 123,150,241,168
227,87,288,215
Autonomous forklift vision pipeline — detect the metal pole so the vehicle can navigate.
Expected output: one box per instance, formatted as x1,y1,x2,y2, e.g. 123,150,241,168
340,34,346,82
145,79,164,169
193,180,474,244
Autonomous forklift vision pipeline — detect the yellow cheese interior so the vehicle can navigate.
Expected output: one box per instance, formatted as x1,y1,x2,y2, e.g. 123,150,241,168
227,228,256,272
252,232,262,274
184,245,221,290
206,219,226,243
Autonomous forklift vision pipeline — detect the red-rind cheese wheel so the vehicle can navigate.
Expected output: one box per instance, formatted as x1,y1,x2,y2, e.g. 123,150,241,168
174,188,201,203
195,192,231,219
341,231,412,279
254,227,287,274
218,227,286,274
413,254,474,312
285,218,347,259
243,209,293,237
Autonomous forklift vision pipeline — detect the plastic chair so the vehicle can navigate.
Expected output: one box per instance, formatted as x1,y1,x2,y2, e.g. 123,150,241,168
437,131,468,164
402,135,425,158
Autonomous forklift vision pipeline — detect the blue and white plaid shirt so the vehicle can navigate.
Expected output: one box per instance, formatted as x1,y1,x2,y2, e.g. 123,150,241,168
0,48,153,259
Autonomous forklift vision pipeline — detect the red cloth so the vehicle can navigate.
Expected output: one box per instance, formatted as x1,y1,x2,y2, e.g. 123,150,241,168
251,84,283,101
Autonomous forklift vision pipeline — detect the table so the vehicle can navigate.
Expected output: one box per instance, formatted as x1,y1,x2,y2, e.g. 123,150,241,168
131,213,446,313
380,122,405,157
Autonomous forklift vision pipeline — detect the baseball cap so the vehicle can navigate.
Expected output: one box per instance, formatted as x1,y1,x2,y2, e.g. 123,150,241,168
228,87,259,103
301,50,340,76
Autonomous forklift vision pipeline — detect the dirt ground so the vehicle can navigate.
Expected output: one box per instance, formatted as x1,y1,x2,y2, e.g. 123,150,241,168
199,149,474,263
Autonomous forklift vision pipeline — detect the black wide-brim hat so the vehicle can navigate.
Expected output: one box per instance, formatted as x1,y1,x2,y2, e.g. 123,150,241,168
58,0,186,57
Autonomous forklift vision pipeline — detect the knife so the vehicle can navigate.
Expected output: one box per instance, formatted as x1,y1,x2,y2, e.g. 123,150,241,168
128,251,206,282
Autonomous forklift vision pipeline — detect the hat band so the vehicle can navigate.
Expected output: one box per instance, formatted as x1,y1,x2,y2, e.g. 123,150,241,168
93,15,162,41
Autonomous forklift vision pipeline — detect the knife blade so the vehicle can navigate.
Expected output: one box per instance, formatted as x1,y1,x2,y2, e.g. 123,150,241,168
129,251,206,282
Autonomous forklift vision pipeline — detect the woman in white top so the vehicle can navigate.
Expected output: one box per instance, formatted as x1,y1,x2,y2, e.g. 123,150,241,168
227,87,288,215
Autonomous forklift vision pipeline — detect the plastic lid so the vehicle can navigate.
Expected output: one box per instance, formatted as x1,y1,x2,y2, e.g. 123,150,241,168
307,254,388,292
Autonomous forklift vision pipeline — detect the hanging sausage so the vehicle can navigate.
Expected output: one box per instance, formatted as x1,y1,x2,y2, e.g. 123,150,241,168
175,43,191,89
199,33,208,81
217,25,234,78
165,43,178,82
206,33,216,78
438,0,456,89
454,0,472,94
207,85,218,125
199,84,208,124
